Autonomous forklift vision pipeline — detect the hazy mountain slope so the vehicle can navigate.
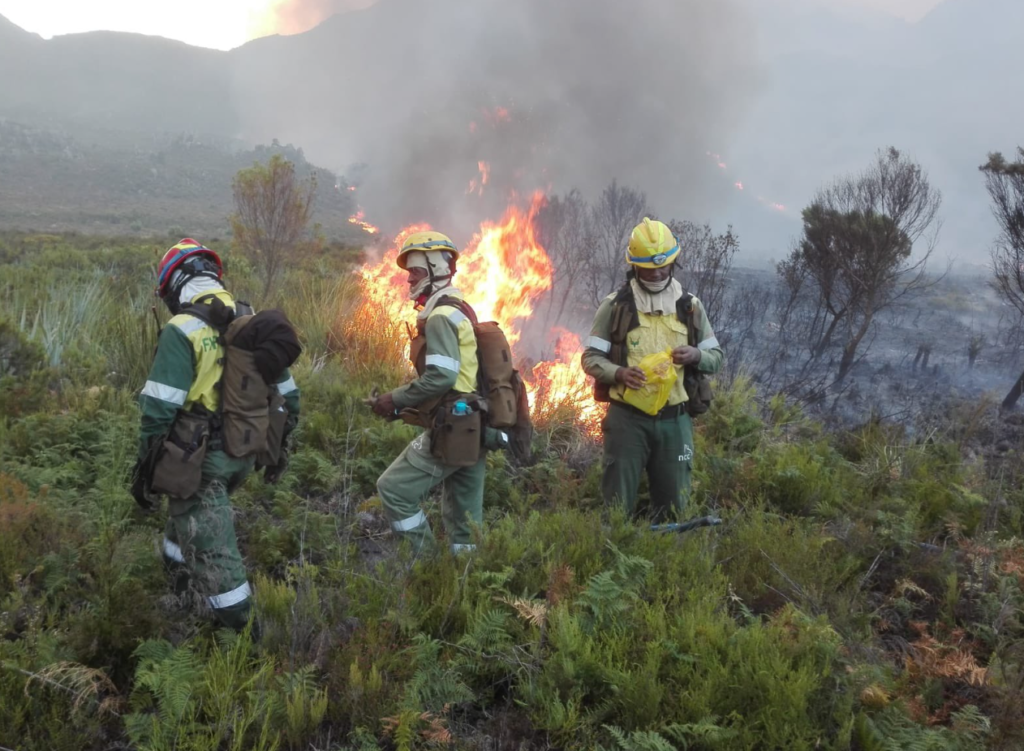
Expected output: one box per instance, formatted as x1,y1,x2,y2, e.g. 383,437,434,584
0,0,1020,259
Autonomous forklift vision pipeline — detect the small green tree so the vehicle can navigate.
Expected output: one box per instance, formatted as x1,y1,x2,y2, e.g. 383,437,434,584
231,154,320,299
779,147,942,384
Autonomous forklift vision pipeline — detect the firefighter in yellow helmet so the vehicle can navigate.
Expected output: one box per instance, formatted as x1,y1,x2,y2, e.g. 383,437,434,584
370,231,493,554
581,218,724,520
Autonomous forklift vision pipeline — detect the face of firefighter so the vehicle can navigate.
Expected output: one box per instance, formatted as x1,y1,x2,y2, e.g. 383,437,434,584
636,264,673,293
407,267,430,300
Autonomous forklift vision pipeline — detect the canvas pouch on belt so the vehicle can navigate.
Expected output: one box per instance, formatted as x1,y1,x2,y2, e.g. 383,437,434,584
150,411,210,499
430,394,483,467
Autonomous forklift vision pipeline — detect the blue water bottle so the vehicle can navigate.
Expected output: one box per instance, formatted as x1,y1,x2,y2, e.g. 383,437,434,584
452,400,470,416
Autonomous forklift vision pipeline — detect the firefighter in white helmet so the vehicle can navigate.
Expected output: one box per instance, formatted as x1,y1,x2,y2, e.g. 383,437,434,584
370,231,489,554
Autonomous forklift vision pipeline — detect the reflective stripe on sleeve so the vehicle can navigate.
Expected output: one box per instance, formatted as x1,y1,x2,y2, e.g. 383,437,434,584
162,537,185,563
425,354,460,373
392,510,427,532
208,581,252,609
447,309,468,326
697,336,720,352
451,544,476,554
587,336,612,354
141,380,188,405
276,375,298,395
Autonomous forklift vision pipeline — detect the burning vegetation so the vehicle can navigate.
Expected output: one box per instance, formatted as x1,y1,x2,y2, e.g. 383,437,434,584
351,192,606,435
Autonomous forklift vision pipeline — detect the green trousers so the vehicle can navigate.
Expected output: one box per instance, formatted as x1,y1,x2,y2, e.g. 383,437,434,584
376,430,486,554
161,449,255,632
601,402,694,521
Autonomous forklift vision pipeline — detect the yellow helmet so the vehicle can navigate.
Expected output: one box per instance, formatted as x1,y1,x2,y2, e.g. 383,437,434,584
626,218,679,269
396,231,459,270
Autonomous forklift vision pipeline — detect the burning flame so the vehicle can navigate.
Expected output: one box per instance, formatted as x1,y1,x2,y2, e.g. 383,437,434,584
348,209,380,235
482,106,511,126
351,195,604,435
708,150,788,213
525,328,605,435
467,161,491,196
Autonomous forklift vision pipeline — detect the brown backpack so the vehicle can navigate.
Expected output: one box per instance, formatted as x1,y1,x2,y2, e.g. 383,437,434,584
410,297,534,460
184,296,301,459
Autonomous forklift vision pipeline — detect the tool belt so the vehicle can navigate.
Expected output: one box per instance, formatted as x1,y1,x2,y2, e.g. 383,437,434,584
150,409,211,499
429,392,485,467
610,399,687,421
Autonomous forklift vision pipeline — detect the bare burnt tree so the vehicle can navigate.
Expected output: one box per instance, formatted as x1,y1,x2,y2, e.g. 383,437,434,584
582,180,650,306
666,220,739,325
779,147,942,384
980,149,1024,409
715,280,769,380
535,189,591,328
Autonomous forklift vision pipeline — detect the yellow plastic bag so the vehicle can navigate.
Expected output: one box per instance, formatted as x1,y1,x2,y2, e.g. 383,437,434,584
622,347,677,416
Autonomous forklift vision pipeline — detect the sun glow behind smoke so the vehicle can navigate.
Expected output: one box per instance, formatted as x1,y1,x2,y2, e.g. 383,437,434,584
0,0,382,50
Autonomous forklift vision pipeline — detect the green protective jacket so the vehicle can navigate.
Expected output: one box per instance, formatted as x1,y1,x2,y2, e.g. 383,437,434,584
581,287,724,405
391,290,479,410
138,290,301,459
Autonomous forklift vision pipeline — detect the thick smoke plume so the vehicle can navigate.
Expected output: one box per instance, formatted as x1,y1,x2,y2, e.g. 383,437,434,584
233,0,758,237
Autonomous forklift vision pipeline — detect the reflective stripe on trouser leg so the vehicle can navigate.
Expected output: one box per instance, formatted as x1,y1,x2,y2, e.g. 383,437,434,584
166,451,252,627
209,581,252,609
391,510,427,532
162,536,185,563
441,455,486,547
160,527,191,596
376,440,448,552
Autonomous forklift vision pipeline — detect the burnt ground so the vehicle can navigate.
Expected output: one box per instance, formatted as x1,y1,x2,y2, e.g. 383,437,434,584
520,267,1024,462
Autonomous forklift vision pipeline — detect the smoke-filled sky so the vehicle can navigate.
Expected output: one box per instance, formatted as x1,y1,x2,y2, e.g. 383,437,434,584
0,0,944,49
221,0,768,234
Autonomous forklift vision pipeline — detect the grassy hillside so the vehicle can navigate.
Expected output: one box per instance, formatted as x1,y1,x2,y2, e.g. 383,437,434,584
1,232,1022,749
0,121,363,241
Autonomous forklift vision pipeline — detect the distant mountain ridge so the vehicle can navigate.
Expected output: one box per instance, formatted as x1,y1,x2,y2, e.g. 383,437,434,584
0,0,1020,259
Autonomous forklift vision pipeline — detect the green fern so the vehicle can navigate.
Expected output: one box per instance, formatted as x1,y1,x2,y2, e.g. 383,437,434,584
855,706,991,751
602,725,677,751
457,607,514,654
402,634,473,713
580,544,653,630
662,717,739,748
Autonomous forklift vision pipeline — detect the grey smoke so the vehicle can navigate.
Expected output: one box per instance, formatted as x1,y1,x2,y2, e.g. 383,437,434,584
231,0,759,238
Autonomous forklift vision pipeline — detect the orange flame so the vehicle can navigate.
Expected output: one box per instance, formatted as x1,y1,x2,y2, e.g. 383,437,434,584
352,196,602,435
348,209,380,235
483,106,511,126
467,161,491,196
525,328,605,434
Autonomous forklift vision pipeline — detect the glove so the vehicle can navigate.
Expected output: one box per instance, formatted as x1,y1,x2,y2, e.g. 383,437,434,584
129,458,155,511
263,451,288,485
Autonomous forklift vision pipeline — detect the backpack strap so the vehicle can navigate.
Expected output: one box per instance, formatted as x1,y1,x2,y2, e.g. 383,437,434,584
435,296,478,326
177,294,237,430
435,296,485,397
608,283,639,367
677,292,697,348
180,293,235,334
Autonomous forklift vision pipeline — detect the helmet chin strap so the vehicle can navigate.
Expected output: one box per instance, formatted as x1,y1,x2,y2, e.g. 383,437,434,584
411,271,453,307
634,263,675,295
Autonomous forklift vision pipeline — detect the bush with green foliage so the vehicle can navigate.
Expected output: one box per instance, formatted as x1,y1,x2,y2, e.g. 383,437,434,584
1,232,1022,750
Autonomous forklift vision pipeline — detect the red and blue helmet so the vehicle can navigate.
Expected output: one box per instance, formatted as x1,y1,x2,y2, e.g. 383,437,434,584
156,239,222,298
